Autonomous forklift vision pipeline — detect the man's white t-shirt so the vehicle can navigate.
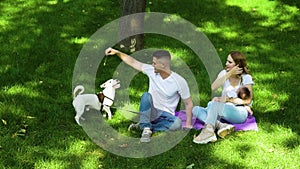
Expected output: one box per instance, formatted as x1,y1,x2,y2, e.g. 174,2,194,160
142,64,190,115
217,70,254,98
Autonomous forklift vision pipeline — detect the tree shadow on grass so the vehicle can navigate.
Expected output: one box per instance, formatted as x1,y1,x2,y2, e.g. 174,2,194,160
0,0,119,168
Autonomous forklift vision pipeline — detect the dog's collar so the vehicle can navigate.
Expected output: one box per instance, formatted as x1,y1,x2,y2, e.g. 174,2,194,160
104,95,114,103
97,92,114,104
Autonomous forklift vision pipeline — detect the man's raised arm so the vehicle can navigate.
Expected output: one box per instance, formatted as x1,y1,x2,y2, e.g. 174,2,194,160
105,47,143,71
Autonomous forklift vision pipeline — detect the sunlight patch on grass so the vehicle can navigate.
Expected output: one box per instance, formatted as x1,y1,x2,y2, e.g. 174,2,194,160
35,140,104,169
0,19,9,31
0,0,40,26
33,27,42,36
269,56,287,64
69,37,89,44
168,48,191,61
226,0,299,31
226,0,276,13
258,43,273,51
278,22,295,31
253,70,291,112
212,124,300,168
197,21,221,34
34,139,104,168
81,154,100,169
256,72,276,80
6,84,40,98
259,123,300,154
1,2,22,14
36,5,52,13
60,32,68,38
258,5,299,30
47,0,58,5
197,22,239,39
255,87,289,112
213,141,256,167
255,71,291,81
222,31,239,39
68,140,88,154
35,160,68,169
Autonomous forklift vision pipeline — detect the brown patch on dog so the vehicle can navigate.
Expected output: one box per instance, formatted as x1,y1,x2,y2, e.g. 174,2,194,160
97,92,105,103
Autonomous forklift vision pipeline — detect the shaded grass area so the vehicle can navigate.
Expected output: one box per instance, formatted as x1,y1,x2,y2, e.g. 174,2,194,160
0,0,299,168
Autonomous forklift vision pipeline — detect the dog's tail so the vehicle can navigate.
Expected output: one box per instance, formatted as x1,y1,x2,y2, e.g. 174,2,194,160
73,85,84,98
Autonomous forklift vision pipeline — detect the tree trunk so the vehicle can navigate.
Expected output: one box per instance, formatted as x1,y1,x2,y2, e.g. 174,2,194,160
119,0,146,53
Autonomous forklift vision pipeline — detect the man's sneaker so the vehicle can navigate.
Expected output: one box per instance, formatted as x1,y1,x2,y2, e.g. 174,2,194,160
193,124,217,144
216,121,235,139
140,127,152,143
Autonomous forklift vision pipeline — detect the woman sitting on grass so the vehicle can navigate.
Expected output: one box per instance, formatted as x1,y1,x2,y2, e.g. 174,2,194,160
192,51,254,144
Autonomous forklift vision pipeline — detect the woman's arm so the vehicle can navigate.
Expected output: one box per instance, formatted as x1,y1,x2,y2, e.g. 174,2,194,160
211,72,230,91
211,65,243,91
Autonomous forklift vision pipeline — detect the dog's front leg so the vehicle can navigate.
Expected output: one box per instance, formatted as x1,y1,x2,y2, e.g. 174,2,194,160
103,106,112,120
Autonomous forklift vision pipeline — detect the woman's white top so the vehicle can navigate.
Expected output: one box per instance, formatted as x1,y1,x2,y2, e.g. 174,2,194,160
217,70,254,98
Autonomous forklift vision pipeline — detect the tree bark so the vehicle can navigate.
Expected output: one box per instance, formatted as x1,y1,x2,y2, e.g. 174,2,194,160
119,0,146,53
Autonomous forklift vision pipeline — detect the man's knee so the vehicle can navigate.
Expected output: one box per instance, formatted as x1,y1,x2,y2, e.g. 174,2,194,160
140,92,153,112
141,92,152,102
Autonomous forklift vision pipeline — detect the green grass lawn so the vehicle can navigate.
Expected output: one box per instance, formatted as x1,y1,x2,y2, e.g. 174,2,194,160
1,0,299,168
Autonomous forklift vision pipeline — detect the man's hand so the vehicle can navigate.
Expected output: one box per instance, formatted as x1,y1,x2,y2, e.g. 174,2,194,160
183,125,193,130
105,47,119,56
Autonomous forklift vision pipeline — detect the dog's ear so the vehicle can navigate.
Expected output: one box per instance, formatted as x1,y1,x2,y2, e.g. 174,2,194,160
100,81,107,88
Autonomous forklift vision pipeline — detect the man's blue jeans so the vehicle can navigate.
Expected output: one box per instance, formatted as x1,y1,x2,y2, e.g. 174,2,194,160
139,92,182,132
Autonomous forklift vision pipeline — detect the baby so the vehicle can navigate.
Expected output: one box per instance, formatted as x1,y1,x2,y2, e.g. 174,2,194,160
236,86,253,115
213,86,253,115
237,86,251,101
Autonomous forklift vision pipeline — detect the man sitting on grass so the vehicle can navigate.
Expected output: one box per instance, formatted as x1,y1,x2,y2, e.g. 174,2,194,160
105,47,193,142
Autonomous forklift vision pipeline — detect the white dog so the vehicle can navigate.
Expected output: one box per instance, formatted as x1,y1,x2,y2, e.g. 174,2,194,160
72,79,120,125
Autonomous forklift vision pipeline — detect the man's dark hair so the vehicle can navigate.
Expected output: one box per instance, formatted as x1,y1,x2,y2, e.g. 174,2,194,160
153,50,171,60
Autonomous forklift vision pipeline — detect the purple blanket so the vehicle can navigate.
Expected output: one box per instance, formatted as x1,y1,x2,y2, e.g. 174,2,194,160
175,111,258,131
